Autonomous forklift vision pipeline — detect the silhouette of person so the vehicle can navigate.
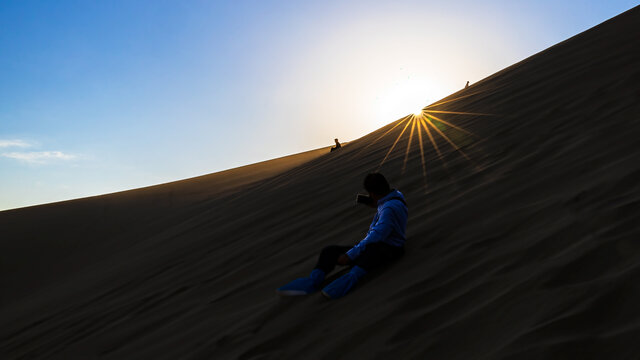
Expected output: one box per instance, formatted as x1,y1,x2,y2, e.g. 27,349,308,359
465,81,470,89
277,173,408,299
330,138,341,152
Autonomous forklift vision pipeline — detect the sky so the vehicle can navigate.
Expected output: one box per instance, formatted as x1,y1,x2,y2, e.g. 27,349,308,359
1,0,637,211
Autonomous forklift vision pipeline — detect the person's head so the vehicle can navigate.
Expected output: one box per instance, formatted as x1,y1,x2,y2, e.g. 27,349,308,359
363,173,391,204
334,138,339,144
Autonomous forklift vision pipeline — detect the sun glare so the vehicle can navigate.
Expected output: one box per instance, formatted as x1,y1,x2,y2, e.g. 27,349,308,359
357,86,496,193
373,76,443,128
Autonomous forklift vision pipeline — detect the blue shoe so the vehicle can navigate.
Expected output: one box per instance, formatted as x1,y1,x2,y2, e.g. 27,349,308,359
277,269,325,296
321,266,367,299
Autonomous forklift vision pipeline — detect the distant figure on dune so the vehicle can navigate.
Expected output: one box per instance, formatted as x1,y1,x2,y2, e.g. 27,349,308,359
277,173,408,299
330,138,341,152
465,81,470,89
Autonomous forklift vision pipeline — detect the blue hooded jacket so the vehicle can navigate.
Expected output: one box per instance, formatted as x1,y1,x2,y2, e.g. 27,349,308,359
346,189,408,260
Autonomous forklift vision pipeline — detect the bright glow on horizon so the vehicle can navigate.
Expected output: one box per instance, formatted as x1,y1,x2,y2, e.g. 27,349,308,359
369,96,494,193
373,76,443,125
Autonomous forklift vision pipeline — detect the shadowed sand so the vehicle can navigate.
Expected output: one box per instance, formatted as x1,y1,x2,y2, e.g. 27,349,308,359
2,6,640,360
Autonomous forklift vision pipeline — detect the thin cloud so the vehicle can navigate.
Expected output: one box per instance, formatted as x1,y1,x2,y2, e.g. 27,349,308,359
0,139,32,148
1,151,76,164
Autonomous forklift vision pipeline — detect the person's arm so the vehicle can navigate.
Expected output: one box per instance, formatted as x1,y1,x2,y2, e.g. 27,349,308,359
346,206,396,260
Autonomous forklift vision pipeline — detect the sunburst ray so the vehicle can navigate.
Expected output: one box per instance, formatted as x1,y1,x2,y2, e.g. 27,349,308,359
377,118,412,170
356,116,410,156
425,110,493,116
420,112,475,136
424,115,472,161
418,117,446,167
402,118,417,174
416,117,428,181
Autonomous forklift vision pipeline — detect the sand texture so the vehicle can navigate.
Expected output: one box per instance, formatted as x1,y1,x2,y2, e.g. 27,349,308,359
2,6,640,360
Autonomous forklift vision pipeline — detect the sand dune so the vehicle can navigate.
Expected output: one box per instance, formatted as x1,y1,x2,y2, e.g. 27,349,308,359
2,6,640,359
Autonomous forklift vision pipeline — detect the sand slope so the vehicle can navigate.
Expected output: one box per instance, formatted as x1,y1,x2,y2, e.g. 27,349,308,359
0,146,330,305
2,6,640,360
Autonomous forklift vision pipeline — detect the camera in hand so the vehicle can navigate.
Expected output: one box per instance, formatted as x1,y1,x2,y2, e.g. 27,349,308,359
356,193,374,206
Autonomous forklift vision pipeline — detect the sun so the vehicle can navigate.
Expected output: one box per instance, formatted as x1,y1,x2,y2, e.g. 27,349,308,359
356,87,495,193
371,76,442,128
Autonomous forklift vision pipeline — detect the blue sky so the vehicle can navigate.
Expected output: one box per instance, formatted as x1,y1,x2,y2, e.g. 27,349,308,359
1,0,637,211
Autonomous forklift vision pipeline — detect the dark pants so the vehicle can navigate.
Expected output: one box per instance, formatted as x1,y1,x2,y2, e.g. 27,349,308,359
313,242,405,274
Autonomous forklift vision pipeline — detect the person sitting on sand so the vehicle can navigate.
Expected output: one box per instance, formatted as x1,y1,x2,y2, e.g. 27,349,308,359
277,172,408,299
465,81,470,89
330,138,341,152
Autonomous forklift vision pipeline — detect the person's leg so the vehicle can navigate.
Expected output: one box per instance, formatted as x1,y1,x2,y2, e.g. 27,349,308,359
313,245,353,274
277,245,351,296
321,243,404,299
352,242,404,273
321,265,367,299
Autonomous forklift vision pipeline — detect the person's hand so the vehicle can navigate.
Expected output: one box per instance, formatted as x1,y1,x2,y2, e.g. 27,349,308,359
337,254,351,265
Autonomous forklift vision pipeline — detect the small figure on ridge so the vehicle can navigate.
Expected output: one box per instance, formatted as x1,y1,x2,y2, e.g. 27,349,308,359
330,138,342,152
